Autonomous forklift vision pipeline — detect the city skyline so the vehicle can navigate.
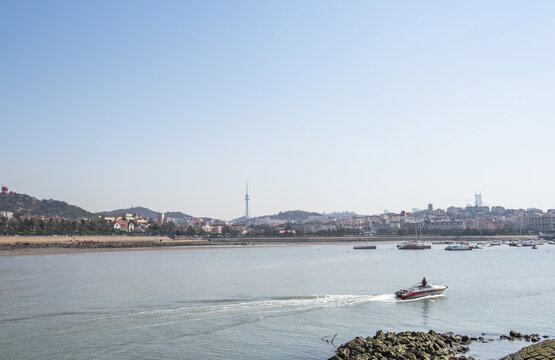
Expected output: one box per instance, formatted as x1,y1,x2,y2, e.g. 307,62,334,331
1,182,553,221
2,1,555,219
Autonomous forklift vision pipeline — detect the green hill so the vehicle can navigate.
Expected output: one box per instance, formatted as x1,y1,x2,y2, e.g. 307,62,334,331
97,206,160,219
96,207,192,221
0,193,91,219
271,210,323,221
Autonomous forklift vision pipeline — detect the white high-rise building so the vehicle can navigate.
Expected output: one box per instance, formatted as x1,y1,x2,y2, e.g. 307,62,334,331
475,193,483,207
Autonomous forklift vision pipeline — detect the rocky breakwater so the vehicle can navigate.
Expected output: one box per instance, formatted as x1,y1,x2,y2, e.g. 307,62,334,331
500,339,555,360
500,331,543,343
329,331,552,360
329,330,475,360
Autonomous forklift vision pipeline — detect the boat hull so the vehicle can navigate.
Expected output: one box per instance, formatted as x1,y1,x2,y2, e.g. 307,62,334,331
395,285,448,300
445,246,472,251
398,245,431,250
353,245,376,250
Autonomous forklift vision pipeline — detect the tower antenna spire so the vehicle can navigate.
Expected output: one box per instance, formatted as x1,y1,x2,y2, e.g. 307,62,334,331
245,182,250,219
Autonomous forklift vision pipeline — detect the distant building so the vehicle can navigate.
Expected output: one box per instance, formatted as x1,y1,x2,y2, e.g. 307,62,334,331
278,229,296,236
491,206,505,214
211,222,226,235
252,217,284,226
306,215,330,223
303,224,337,233
231,223,247,234
523,213,555,231
465,205,476,214
113,220,134,232
0,211,13,219
158,213,165,225
477,206,490,214
475,193,483,207
427,203,433,211
446,206,462,215
423,219,465,231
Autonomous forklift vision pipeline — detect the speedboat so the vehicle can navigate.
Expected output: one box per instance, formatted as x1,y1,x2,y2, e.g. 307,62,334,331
395,281,448,300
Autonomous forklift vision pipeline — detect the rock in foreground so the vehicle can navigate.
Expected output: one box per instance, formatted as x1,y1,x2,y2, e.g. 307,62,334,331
329,330,474,360
500,339,555,360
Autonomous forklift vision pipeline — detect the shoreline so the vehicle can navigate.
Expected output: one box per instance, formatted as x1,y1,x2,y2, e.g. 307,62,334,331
0,235,539,257
329,331,553,360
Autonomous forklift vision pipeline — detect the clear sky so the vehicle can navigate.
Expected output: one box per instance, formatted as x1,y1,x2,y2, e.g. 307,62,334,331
2,1,554,219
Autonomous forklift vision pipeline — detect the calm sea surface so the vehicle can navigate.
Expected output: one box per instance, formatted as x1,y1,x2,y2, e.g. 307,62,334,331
1,243,554,360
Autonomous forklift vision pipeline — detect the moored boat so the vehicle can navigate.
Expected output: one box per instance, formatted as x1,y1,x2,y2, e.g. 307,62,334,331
395,279,448,300
353,245,377,250
398,242,431,250
445,244,473,251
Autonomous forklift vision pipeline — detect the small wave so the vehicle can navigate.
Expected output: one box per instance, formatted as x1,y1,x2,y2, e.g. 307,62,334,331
0,311,102,323
180,298,248,304
274,295,328,300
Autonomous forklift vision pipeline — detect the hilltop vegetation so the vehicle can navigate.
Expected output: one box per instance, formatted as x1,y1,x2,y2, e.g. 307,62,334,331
97,206,160,219
96,207,192,221
271,210,324,221
0,193,91,219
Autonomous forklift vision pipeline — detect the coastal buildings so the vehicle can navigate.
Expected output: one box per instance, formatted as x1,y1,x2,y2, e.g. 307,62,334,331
113,220,135,232
0,211,13,219
522,212,555,231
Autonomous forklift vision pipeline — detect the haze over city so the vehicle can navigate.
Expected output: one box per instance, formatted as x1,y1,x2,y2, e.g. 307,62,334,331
2,1,554,219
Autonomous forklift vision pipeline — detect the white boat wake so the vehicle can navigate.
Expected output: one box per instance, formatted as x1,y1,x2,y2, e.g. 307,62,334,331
396,293,446,302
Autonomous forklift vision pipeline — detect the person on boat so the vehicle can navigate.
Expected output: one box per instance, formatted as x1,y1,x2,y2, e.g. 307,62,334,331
421,277,428,287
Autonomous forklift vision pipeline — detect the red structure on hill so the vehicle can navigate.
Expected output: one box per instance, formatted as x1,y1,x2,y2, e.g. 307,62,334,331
1,186,8,195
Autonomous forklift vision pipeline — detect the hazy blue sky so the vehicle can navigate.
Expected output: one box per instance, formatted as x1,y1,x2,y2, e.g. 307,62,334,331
2,1,554,219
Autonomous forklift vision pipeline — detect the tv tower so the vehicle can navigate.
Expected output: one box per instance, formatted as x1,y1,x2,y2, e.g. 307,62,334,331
245,182,250,219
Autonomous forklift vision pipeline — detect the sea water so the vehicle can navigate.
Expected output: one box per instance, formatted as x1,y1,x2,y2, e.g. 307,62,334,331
0,244,553,359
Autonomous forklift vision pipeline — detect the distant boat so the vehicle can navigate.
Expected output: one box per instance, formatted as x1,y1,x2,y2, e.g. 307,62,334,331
353,234,376,250
353,245,376,250
445,244,473,251
398,242,431,250
399,225,431,250
539,232,555,240
532,244,538,249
